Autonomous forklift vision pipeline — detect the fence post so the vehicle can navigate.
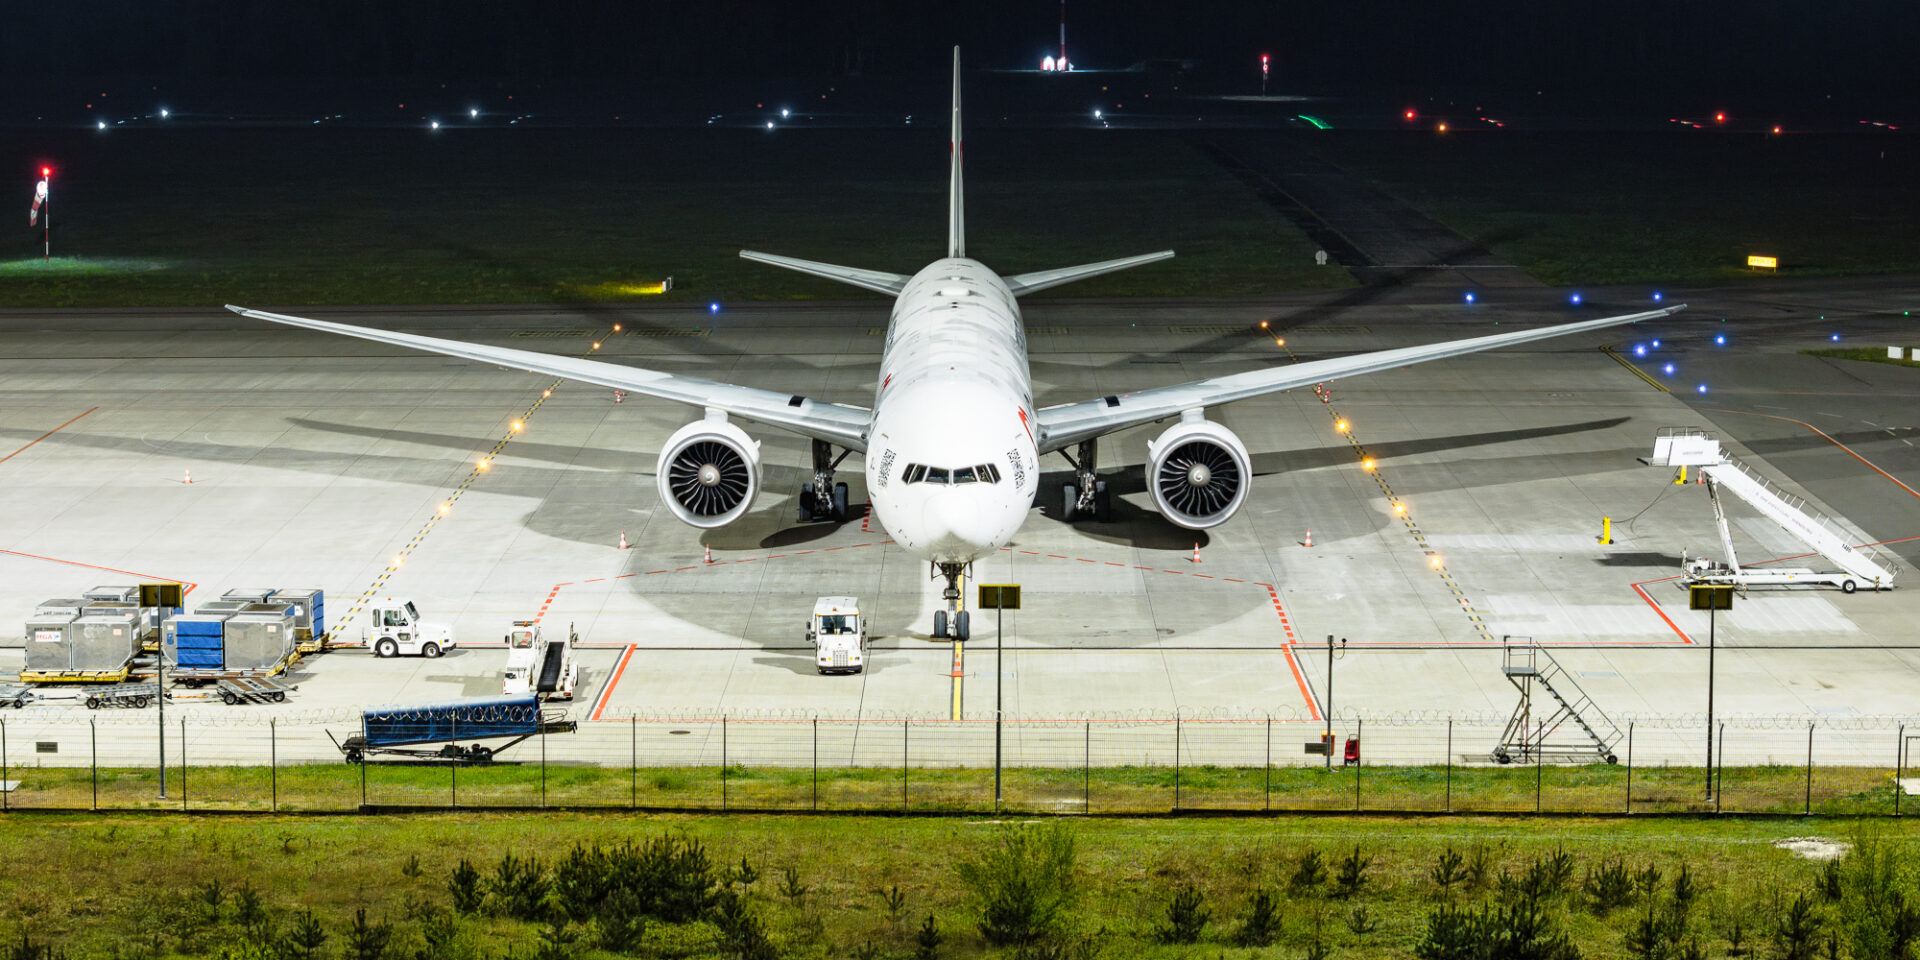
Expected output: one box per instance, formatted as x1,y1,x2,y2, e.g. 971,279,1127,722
1173,715,1181,813
539,715,548,810
1533,720,1543,814
1805,723,1814,816
811,717,818,812
359,727,368,810
1264,715,1272,813
451,715,458,810
1625,721,1634,814
1354,717,1363,812
1899,724,1906,818
901,719,908,813
90,718,98,812
1083,721,1090,814
1445,719,1453,814
630,717,637,810
2,718,7,812
721,715,729,812
181,716,188,812
1719,721,1735,812
270,719,278,813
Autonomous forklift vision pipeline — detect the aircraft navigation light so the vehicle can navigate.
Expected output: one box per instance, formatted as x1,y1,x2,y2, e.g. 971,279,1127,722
159,108,169,118
1464,292,1475,303
1663,364,1675,375
41,167,50,176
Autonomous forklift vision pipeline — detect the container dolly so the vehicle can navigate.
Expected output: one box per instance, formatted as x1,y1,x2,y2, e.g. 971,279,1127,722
215,676,295,705
82,682,158,709
0,685,35,709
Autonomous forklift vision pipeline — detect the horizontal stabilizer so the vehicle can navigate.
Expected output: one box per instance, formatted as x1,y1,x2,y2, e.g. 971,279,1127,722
738,250,909,296
1003,250,1175,296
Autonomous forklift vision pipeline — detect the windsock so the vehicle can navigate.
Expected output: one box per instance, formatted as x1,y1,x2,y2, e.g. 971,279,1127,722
29,178,46,226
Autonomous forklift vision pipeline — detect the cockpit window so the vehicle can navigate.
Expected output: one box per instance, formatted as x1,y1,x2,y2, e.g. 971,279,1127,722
926,468,950,484
978,463,1002,483
902,464,927,484
952,466,978,484
903,463,1003,484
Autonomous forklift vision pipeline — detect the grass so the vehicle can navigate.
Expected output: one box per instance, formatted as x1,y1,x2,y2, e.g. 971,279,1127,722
2,759,1903,818
0,128,1348,308
1802,346,1920,367
0,810,1911,959
1304,129,1920,285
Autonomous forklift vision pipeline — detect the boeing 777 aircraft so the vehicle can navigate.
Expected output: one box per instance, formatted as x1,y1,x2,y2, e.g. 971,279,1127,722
229,48,1683,640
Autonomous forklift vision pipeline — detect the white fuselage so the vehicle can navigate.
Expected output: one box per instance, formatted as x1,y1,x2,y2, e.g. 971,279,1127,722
864,259,1039,564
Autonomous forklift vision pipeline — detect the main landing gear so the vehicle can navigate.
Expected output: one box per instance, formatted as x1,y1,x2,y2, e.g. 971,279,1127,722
798,439,852,522
931,561,971,641
1058,439,1112,523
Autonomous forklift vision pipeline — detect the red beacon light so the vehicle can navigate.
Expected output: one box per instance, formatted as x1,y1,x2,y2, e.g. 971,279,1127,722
1714,111,1726,123
40,167,51,177
1403,108,1416,120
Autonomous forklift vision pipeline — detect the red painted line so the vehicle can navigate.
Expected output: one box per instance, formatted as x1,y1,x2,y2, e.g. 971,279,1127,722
1704,407,1920,499
1223,578,1244,583
0,407,99,466
1281,646,1319,721
646,569,668,575
1047,554,1068,559
0,549,198,597
1020,550,1041,555
1195,574,1214,579
675,565,697,571
1077,557,1095,563
1106,561,1126,567
590,644,638,721
794,550,814,555
616,573,635,579
585,578,604,583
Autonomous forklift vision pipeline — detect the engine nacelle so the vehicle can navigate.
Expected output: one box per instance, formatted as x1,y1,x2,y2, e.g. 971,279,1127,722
1147,417,1251,530
656,417,761,528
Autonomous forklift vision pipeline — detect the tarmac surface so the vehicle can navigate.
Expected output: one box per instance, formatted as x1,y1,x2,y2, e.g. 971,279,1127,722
1,277,1917,768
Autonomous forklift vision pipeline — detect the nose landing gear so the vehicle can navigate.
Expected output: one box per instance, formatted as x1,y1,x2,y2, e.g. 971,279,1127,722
798,439,853,522
932,561,971,641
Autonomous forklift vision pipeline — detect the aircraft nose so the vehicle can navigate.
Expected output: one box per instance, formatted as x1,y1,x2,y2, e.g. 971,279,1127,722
921,494,990,557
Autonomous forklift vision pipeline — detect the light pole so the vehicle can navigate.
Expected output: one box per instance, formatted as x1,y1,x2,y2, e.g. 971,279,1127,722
980,584,1021,807
1324,635,1346,770
1690,584,1733,799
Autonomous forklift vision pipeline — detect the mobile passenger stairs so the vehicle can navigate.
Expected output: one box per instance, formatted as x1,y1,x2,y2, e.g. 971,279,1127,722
1492,638,1623,765
1645,428,1898,593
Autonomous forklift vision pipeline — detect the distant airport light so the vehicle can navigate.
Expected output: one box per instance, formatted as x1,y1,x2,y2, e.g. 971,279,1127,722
96,120,105,130
470,108,479,118
1258,320,1269,329
1697,384,1709,393
1570,293,1582,305
159,108,169,119
1429,555,1442,567
1464,292,1475,303
542,389,552,397
477,458,491,470
1393,503,1405,514
1651,340,1661,348
1042,56,1056,71
430,120,440,130
781,108,790,118
41,166,50,176
1273,337,1285,346
766,121,774,129
511,420,524,431
438,503,450,514
1714,335,1726,345
1831,334,1841,342
1404,109,1416,120
592,341,601,350
1772,125,1782,135
709,302,721,313
1652,292,1663,301
1437,122,1448,133
1663,364,1675,375
1362,458,1375,471
1335,419,1349,432
612,323,623,332
1715,112,1726,123
1093,109,1102,119
1634,345,1646,357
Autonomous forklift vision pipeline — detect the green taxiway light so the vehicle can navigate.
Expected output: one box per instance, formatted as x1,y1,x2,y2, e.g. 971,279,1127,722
1296,114,1332,130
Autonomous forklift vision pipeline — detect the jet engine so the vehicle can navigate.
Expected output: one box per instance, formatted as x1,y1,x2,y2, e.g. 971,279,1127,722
1146,417,1250,529
656,418,761,528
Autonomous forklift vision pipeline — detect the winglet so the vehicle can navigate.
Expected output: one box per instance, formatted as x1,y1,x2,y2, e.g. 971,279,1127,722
948,46,965,259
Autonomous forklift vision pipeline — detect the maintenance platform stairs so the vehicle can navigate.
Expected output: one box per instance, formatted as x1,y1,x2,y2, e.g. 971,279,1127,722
1493,638,1623,765
1648,427,1897,591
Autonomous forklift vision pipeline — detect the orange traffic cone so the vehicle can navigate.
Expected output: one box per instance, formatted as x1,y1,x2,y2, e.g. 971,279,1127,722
1190,543,1202,563
1303,528,1314,547
704,543,713,564
614,390,625,403
618,530,628,550
183,469,193,485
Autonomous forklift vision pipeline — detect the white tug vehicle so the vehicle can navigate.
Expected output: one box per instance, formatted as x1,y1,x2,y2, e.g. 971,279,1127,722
807,597,865,675
365,598,456,658
502,620,578,700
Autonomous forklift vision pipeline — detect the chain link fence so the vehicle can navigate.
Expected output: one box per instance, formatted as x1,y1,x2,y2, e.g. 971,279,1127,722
0,712,1913,815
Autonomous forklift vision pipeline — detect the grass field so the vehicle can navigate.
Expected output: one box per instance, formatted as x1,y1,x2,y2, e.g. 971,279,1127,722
1802,346,1920,368
1308,130,1920,285
0,810,1912,960
0,127,1346,308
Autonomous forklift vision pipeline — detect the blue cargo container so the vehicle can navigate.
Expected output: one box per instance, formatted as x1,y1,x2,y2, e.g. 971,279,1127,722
336,694,574,763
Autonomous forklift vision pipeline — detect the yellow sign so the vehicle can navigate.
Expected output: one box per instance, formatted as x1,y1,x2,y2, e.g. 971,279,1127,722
977,584,1022,610
1747,255,1778,270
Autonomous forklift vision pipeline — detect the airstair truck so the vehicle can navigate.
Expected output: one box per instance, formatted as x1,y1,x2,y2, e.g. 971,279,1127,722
807,597,865,674
502,621,577,700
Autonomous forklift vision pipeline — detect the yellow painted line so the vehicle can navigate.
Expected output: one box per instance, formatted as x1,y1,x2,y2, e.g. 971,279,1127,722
1600,344,1670,393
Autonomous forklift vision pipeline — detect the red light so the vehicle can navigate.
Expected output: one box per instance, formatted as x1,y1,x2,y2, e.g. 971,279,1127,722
1714,112,1725,123
1772,125,1782,135
1261,54,1270,64
40,167,50,177
1404,109,1416,120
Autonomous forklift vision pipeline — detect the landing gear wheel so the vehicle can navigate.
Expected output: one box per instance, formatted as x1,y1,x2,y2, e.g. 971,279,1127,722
375,638,398,658
1842,579,1858,594
799,482,818,522
1093,480,1112,522
832,482,849,522
1061,484,1079,522
933,610,949,640
954,611,971,642
470,746,493,764
422,642,443,658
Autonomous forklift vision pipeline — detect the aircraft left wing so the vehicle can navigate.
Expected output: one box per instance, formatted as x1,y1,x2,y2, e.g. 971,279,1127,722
225,306,872,451
1033,304,1685,453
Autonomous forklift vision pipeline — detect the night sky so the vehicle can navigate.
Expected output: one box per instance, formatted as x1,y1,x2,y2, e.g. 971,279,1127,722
6,2,1917,120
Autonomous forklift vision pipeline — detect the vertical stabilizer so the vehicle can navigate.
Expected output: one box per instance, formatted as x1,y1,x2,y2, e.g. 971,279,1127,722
948,46,965,258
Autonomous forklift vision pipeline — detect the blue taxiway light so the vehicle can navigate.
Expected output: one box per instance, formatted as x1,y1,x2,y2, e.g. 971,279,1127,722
1570,293,1582,305
1652,292,1663,301
1831,334,1842,342
1651,340,1661,348
1464,292,1475,303
1715,335,1726,345
1663,364,1675,375
709,302,721,314
1697,384,1709,393
1634,345,1646,357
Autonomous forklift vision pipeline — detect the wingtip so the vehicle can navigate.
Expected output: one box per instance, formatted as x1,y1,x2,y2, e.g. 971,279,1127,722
224,303,245,313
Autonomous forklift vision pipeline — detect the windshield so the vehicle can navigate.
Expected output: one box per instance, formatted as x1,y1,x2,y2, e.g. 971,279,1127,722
819,615,856,635
405,601,420,622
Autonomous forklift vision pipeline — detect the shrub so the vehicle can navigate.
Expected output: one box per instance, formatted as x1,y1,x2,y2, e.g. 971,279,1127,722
777,867,808,907
447,860,484,915
345,908,392,960
1153,885,1209,944
488,854,550,921
709,888,779,960
1774,893,1821,960
955,823,1079,947
277,911,329,960
913,915,943,960
1230,889,1281,948
1333,847,1372,900
1288,849,1328,895
1582,858,1635,916
1430,847,1466,895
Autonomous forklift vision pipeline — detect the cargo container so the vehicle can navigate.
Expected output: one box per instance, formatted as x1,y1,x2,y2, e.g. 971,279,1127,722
84,585,138,603
194,601,248,616
22,613,137,682
222,588,278,603
163,614,232,670
221,614,294,671
24,615,76,673
331,694,576,763
34,598,87,617
271,588,326,649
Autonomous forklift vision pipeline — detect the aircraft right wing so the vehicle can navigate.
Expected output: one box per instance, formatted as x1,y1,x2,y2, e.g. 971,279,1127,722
226,306,873,450
1034,304,1685,453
